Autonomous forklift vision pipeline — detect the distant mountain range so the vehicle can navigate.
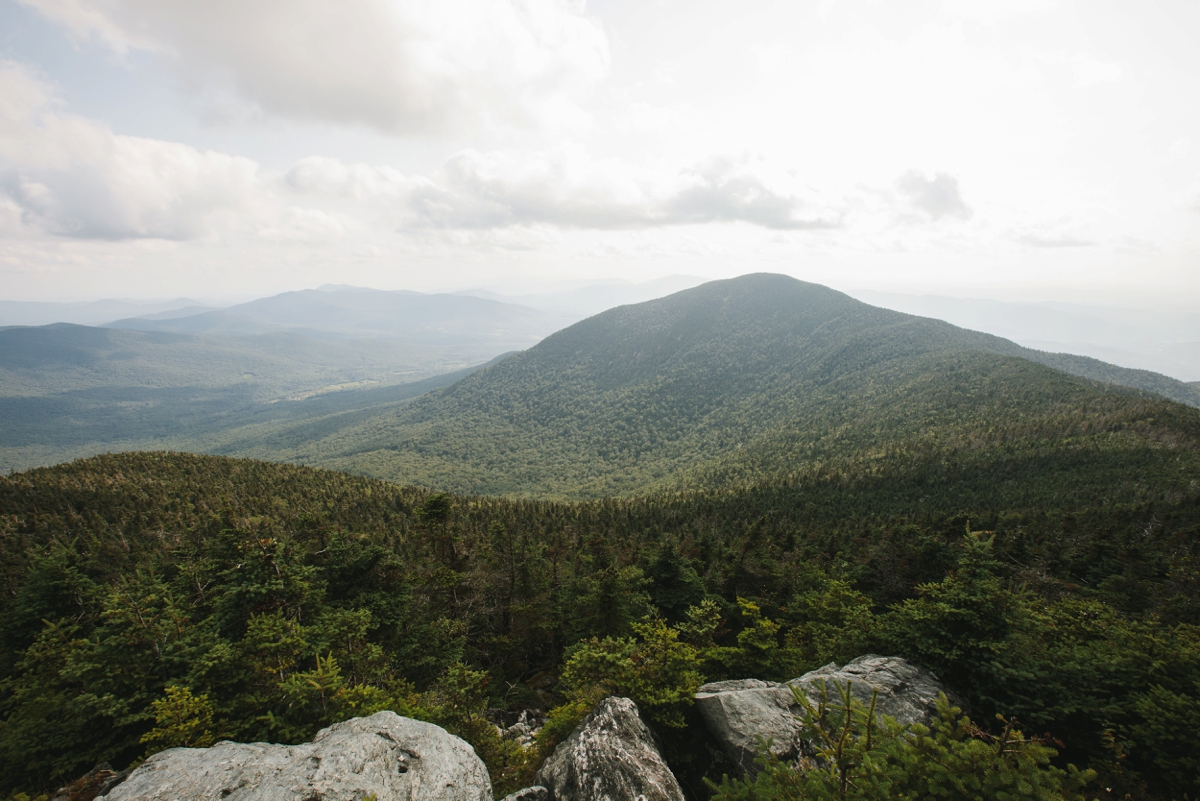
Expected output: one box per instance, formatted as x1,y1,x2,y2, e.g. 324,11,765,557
854,290,1200,383
0,297,215,327
0,322,508,473
208,274,1200,497
103,286,574,344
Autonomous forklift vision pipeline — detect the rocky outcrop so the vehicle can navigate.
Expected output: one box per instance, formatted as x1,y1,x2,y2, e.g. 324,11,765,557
536,696,684,801
98,711,492,801
694,655,952,776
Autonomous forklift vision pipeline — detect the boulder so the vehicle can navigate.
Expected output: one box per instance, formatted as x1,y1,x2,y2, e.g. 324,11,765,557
793,654,956,727
501,788,549,801
536,696,684,801
694,655,953,776
693,679,807,776
98,711,492,801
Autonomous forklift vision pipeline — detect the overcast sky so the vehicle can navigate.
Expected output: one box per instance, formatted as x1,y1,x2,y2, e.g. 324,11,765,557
1,0,1198,303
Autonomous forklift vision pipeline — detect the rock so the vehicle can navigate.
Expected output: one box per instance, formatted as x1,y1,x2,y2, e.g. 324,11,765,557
98,711,492,801
489,709,546,749
694,654,953,776
793,654,956,727
694,678,807,776
501,787,549,801
50,762,132,801
536,696,684,801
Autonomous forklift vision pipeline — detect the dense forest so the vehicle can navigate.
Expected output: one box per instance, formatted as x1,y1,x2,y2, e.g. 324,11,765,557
1,452,1197,799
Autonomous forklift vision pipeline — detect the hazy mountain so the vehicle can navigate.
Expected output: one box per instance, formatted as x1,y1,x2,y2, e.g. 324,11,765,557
853,290,1200,382
452,274,706,317
0,324,499,473
221,274,1200,497
0,297,216,327
106,285,574,345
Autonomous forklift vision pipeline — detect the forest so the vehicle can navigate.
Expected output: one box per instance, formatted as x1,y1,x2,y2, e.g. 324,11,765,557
1,451,1196,799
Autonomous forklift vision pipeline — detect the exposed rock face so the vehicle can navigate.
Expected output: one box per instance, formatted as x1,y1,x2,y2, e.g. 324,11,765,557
694,655,952,776
98,711,492,801
536,696,684,801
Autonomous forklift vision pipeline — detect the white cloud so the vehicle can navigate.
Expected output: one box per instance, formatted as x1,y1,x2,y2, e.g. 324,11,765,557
407,148,839,230
19,0,610,135
285,157,409,201
894,171,972,221
256,207,348,243
0,61,261,240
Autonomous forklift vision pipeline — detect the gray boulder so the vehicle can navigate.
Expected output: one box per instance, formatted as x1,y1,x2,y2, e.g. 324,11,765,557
536,696,684,801
694,655,952,776
501,788,549,801
98,711,492,801
793,654,955,727
693,679,807,776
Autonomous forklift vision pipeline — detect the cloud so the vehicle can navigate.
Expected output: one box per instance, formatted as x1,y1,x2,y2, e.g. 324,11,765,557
19,0,610,135
0,60,261,240
285,157,409,200
895,170,972,220
1016,233,1096,248
407,149,839,230
1012,218,1096,248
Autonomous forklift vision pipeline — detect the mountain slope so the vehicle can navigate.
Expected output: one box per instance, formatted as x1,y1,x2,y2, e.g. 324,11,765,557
106,286,571,345
0,324,497,473
225,274,1200,497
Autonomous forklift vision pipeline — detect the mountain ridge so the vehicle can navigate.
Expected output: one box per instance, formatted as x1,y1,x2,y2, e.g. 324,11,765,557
220,273,1200,497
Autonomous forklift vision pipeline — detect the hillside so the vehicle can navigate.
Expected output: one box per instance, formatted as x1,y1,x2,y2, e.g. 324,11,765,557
0,324,499,473
225,274,1200,497
1,452,1197,798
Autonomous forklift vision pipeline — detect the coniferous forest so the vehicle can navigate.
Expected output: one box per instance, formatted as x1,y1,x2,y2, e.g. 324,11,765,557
1,447,1197,799
2,277,1199,800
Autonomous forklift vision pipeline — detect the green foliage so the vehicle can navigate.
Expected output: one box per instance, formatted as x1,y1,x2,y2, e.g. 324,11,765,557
559,615,706,731
710,687,1094,801
1127,684,1200,799
0,452,1197,798
140,686,216,755
784,571,876,669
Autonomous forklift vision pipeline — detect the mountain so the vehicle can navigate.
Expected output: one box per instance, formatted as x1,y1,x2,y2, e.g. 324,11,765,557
0,324,500,473
106,285,573,344
222,273,1200,497
853,289,1200,382
0,297,215,327
453,274,706,317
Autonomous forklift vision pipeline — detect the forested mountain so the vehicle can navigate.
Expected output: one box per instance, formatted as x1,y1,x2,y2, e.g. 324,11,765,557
0,325,500,473
1,452,1196,799
229,273,1200,497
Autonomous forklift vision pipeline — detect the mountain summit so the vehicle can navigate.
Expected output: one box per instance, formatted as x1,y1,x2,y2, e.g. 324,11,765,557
221,273,1200,497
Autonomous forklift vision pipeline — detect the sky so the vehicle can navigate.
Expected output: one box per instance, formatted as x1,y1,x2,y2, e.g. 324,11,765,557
0,0,1198,304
